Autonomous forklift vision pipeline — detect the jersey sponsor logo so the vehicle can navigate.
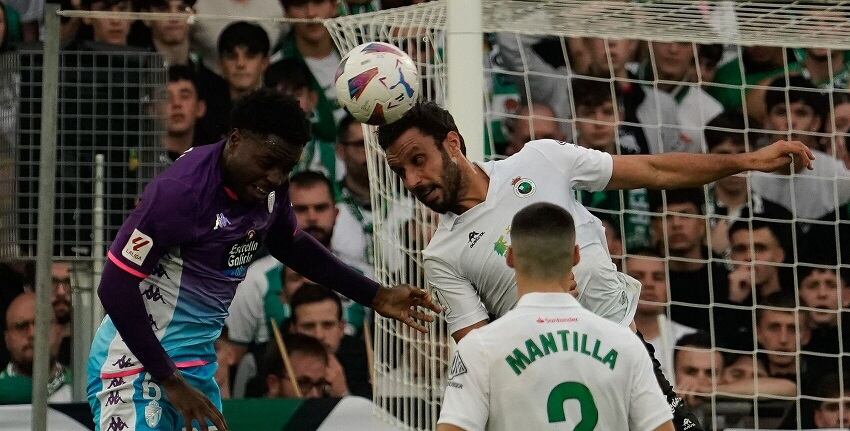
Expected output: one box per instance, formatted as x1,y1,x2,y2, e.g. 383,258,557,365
535,316,578,324
214,213,231,230
122,229,153,266
467,231,485,248
222,230,261,278
448,351,468,380
511,176,536,198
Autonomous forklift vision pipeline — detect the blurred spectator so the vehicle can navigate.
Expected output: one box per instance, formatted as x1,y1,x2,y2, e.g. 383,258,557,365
0,3,19,151
649,188,728,332
625,249,696,377
696,43,724,84
290,170,368,333
51,261,72,366
503,103,566,156
218,21,270,103
3,0,40,43
755,294,810,384
704,112,792,255
673,332,722,410
762,75,827,152
821,92,850,166
0,292,70,403
338,0,380,15
191,0,283,75
572,78,652,252
639,41,723,150
290,283,371,398
599,218,623,269
811,374,850,429
0,1,23,47
495,34,683,154
708,45,795,115
162,65,206,161
0,263,26,370
226,250,286,359
267,58,345,183
333,115,377,278
799,267,850,396
78,0,132,47
720,353,796,397
273,0,342,142
214,325,238,399
261,333,330,399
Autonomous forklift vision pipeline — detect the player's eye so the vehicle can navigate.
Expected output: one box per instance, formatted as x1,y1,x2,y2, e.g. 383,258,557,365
413,155,425,166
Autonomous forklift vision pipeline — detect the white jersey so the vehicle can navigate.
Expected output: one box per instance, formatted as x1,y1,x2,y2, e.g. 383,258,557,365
438,292,672,431
423,140,641,334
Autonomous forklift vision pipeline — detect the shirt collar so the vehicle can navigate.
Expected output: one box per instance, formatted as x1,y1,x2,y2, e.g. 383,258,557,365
516,292,582,309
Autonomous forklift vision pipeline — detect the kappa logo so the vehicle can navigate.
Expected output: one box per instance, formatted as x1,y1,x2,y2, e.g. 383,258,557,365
448,351,468,380
122,229,153,266
467,231,485,248
682,418,696,430
213,213,231,230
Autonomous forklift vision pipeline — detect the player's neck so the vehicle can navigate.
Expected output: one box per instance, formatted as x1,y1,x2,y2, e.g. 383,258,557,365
516,273,574,297
452,162,490,214
715,184,748,208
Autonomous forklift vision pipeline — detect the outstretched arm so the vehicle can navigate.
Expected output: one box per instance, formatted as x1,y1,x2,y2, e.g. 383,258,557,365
605,140,814,190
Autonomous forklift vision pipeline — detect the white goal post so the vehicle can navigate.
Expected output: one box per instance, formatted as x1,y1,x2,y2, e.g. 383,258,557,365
326,1,850,430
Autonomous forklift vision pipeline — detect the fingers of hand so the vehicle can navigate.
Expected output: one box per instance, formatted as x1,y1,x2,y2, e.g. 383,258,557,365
409,308,434,323
405,316,428,333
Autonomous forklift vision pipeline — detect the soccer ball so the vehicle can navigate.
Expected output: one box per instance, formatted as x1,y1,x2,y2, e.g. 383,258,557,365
334,42,419,125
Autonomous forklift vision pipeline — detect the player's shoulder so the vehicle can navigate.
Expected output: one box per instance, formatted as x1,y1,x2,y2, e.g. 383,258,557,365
508,139,585,165
422,216,457,259
158,143,223,192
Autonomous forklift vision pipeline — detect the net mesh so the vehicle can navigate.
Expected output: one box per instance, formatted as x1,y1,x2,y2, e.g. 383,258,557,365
326,1,849,430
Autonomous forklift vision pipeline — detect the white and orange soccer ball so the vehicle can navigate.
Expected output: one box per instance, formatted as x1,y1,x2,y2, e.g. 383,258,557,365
334,42,420,125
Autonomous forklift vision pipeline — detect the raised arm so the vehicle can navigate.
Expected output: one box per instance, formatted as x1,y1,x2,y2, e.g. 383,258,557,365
606,140,814,190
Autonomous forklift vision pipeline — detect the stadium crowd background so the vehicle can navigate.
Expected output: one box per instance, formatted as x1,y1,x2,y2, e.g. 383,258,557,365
0,0,848,429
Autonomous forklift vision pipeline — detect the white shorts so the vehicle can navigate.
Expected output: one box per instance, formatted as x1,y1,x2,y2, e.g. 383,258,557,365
573,241,641,327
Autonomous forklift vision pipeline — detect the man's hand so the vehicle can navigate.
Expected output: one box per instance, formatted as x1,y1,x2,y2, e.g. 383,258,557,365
746,140,814,173
372,285,442,333
161,372,227,431
727,265,753,304
326,354,349,397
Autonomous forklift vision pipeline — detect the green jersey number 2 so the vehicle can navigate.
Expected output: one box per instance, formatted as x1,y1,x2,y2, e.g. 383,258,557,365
547,381,599,430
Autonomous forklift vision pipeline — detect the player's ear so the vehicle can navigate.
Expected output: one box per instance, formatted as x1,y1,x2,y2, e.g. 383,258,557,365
196,99,207,119
266,374,281,397
572,244,581,266
444,131,462,159
506,246,515,268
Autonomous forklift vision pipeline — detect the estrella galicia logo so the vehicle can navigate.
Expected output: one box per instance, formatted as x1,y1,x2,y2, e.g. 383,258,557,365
222,230,260,278
467,231,485,248
511,176,535,198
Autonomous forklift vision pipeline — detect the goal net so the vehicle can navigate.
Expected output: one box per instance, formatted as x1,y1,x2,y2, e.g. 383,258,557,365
326,1,849,430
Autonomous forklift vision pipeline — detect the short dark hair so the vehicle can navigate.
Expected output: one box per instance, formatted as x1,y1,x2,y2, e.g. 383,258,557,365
764,75,827,120
218,21,270,57
625,247,663,259
727,218,789,257
813,373,849,401
265,58,312,94
571,78,615,111
796,265,837,285
260,333,328,380
290,283,343,323
167,64,201,98
337,114,361,145
288,170,335,201
756,292,797,324
647,188,706,214
704,111,755,152
376,101,466,155
510,202,577,280
697,44,724,69
673,331,714,369
230,88,311,148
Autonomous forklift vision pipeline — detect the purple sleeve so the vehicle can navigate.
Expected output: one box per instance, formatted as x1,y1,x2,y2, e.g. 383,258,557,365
265,203,379,306
98,261,176,380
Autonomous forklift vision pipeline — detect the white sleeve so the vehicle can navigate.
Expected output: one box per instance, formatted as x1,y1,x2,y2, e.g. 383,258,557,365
424,257,489,335
627,340,673,431
438,332,490,430
225,275,266,345
524,139,613,192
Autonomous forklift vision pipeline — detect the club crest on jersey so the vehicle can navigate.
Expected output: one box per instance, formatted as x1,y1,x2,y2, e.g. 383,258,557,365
511,177,535,198
144,400,162,427
267,191,276,213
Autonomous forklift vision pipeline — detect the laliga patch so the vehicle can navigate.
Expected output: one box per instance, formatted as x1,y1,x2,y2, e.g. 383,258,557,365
267,191,276,213
122,229,153,266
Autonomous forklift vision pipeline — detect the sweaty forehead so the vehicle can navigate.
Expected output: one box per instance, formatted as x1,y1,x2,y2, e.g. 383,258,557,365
386,130,433,165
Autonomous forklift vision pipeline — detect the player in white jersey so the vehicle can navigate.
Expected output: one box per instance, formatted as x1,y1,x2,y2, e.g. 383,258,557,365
377,101,814,430
437,202,675,431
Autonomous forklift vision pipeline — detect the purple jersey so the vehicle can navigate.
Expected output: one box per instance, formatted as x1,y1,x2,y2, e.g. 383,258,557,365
90,141,296,379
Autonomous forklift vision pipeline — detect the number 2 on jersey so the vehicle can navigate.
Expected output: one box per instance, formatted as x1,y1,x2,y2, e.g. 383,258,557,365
547,381,598,430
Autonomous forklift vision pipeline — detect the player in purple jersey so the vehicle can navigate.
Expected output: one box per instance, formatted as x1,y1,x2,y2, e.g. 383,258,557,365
87,90,440,431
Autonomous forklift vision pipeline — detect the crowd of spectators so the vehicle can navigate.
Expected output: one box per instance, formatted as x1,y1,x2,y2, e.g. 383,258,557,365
0,1,847,429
